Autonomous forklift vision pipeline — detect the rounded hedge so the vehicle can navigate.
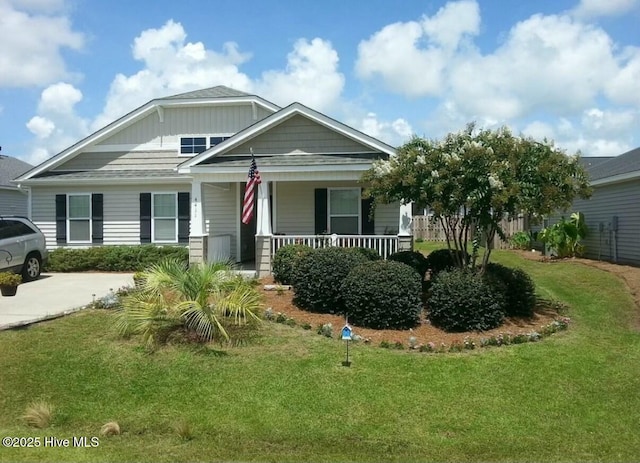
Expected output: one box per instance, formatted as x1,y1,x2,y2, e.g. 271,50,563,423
387,250,429,280
272,244,313,285
348,247,382,261
427,268,505,332
291,247,369,314
341,260,422,329
424,248,467,277
484,263,537,317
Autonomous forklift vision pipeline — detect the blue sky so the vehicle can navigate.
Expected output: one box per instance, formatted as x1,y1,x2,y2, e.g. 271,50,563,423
1,0,639,166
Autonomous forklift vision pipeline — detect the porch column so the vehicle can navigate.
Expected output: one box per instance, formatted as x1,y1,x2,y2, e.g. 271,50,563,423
189,180,208,265
398,201,413,251
255,181,272,277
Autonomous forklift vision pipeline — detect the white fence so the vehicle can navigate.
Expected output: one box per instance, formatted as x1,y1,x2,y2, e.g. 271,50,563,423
271,234,398,259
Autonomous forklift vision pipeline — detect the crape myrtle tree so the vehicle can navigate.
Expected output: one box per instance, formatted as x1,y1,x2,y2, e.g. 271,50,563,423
361,123,591,271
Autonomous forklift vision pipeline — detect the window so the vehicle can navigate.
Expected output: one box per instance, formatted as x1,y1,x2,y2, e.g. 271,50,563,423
328,188,360,234
152,193,177,242
0,220,36,239
180,137,207,154
68,194,91,242
209,136,229,146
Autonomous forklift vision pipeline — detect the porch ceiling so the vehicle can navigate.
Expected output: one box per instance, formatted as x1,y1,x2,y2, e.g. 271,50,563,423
197,153,382,167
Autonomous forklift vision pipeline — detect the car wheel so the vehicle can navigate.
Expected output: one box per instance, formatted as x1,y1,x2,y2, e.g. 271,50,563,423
22,253,42,282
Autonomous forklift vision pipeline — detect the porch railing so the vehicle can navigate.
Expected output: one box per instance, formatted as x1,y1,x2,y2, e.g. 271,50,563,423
271,234,399,259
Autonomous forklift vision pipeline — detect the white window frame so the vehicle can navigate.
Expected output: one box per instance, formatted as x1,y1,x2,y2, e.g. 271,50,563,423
67,193,92,244
328,188,361,235
152,192,178,243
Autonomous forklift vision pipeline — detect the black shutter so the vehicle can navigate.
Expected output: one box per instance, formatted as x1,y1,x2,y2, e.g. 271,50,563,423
55,194,67,244
177,192,190,244
140,193,151,243
314,189,328,234
91,194,104,244
362,197,375,235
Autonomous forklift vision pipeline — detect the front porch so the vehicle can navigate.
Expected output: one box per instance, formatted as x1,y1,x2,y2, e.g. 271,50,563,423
187,179,413,277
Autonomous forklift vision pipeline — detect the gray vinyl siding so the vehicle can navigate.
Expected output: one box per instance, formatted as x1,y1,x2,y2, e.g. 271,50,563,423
0,189,28,216
275,181,398,235
572,180,640,265
31,184,189,249
226,115,373,155
203,183,238,261
98,105,272,146
53,151,182,171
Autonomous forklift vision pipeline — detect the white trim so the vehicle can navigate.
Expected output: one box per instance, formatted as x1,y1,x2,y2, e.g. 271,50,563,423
67,193,92,244
151,192,179,244
180,163,373,175
272,181,277,234
235,182,241,261
179,102,396,170
328,187,361,235
19,175,189,187
16,94,279,182
591,171,640,186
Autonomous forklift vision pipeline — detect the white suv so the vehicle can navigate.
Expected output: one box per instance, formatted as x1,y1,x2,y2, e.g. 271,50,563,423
0,216,48,281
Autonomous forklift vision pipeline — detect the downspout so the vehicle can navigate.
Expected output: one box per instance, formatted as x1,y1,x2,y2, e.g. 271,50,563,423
17,183,32,219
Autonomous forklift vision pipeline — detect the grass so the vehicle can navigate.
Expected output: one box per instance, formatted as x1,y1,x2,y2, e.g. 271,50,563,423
1,248,640,462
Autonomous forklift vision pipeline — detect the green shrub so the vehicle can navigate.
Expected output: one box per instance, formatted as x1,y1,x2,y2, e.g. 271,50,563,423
291,247,368,314
348,247,382,261
484,263,537,317
424,248,467,277
387,250,429,280
509,231,531,250
272,244,313,285
341,260,422,329
46,245,188,272
427,268,505,332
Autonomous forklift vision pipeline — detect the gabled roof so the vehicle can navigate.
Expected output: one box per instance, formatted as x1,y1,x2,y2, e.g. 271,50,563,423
165,86,251,99
16,86,280,182
588,147,640,185
579,156,614,172
178,102,396,172
0,155,32,188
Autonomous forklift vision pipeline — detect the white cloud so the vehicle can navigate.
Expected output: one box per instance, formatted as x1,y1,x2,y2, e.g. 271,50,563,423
605,46,640,106
356,0,480,97
24,82,89,164
26,116,55,138
255,38,344,111
92,20,254,131
357,113,414,146
572,0,639,18
0,0,83,87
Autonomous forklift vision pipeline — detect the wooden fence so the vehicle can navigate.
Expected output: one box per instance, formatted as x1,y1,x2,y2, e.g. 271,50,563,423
412,215,528,250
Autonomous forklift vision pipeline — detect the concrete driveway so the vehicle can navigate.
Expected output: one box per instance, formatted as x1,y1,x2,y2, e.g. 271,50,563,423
0,272,134,330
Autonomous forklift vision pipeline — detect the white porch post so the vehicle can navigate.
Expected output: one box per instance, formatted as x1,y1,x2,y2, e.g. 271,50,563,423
189,180,208,264
256,181,272,236
398,201,413,251
255,181,272,277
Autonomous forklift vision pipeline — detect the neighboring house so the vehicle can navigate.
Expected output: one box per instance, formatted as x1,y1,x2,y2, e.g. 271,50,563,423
15,86,411,276
570,148,640,265
0,155,32,216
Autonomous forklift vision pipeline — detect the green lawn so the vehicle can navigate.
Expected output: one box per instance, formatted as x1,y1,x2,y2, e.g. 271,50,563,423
1,249,639,462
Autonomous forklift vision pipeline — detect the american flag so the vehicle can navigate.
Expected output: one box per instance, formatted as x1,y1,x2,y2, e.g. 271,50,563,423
241,156,261,225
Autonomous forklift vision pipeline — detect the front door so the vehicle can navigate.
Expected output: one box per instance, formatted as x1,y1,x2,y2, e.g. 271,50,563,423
239,182,256,262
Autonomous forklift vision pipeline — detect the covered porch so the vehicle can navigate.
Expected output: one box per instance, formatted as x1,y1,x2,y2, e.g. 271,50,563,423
187,176,413,277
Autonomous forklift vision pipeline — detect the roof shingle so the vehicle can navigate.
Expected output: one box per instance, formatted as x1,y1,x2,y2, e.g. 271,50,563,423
0,155,32,187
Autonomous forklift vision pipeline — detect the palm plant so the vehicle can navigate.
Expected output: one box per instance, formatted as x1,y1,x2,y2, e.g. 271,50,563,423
115,259,261,347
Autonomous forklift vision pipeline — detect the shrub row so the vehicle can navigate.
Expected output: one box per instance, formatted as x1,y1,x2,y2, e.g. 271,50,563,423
279,246,422,329
45,245,189,272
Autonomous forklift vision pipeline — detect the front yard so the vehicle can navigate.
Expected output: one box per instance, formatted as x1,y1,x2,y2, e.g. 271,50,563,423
0,250,639,462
